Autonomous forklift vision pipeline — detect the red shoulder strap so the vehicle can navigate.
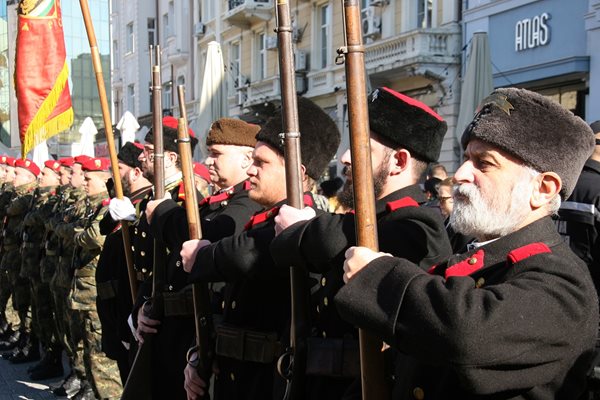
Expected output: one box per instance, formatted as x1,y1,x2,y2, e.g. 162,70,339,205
445,249,485,278
507,243,551,264
244,206,281,230
386,197,419,212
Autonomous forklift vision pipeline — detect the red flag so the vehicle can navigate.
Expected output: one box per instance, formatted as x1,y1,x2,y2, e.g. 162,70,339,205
15,0,73,158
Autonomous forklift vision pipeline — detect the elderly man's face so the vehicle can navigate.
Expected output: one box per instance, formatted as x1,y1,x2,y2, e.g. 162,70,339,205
450,139,535,241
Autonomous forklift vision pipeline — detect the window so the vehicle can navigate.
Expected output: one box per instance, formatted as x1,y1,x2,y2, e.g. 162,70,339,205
127,84,135,111
163,13,169,42
202,0,214,21
318,4,331,68
168,1,175,37
126,22,134,53
417,0,433,29
163,82,172,111
256,32,267,80
112,40,119,69
229,41,241,96
148,18,156,47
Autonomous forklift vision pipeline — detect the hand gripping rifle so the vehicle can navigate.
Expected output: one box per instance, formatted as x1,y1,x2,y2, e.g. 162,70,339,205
336,1,390,398
177,85,214,398
274,2,310,399
121,45,166,400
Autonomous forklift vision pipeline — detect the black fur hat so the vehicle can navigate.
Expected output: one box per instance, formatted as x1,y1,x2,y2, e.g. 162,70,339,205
461,88,595,199
145,116,198,153
117,142,144,169
256,97,341,179
368,87,447,162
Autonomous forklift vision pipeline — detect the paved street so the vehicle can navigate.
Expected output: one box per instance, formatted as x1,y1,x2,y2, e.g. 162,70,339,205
0,356,66,400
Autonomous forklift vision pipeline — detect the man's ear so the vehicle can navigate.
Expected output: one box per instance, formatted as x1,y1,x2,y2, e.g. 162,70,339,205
390,149,409,176
241,151,253,169
530,171,562,209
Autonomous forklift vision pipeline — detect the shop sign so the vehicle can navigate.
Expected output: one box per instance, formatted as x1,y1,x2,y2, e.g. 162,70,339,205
515,12,550,52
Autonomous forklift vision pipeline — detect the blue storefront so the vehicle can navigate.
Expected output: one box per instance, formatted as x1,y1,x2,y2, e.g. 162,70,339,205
463,0,597,121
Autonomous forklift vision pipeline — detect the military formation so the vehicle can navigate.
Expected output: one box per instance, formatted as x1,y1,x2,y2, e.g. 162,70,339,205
0,87,597,400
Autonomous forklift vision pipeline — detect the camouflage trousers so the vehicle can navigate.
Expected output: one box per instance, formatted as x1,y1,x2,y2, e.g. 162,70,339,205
71,309,123,399
31,278,60,349
0,269,18,325
1,248,30,331
53,285,85,379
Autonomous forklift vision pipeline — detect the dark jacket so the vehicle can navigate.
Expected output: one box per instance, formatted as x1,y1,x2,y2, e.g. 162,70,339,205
270,184,452,398
556,159,600,295
336,216,599,400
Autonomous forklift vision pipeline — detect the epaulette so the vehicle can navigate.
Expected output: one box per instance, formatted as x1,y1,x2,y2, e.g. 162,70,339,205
386,197,419,212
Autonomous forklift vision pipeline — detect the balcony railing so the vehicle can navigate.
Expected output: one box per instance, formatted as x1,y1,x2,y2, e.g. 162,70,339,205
225,0,273,28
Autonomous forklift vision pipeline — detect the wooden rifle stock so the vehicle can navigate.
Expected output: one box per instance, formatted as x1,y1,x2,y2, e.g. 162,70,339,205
338,1,389,399
79,0,137,302
176,86,214,394
121,45,166,400
274,2,309,399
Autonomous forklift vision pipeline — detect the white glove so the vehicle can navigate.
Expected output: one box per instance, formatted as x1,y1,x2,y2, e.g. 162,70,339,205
109,197,136,221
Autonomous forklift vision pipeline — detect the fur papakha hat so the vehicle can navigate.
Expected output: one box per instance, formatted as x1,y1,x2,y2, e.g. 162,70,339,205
118,142,144,169
145,116,198,153
368,87,447,163
206,118,259,148
256,97,341,180
461,87,595,199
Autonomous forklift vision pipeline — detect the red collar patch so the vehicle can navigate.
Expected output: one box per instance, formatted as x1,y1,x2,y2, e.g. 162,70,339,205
445,249,485,278
244,206,281,230
507,242,551,264
386,197,419,212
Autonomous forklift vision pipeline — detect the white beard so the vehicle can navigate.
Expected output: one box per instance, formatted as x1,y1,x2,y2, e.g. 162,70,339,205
450,173,533,240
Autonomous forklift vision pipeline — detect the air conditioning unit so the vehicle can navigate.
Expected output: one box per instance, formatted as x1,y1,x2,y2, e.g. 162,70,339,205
265,36,278,51
194,22,206,37
361,7,381,38
294,50,307,72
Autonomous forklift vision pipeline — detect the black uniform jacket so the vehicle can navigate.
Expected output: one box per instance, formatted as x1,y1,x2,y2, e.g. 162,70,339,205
335,216,599,400
271,184,452,340
556,159,600,294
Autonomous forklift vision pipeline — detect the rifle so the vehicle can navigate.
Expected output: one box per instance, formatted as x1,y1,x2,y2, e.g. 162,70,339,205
121,44,166,400
336,1,389,398
79,0,138,303
177,85,214,396
274,2,310,399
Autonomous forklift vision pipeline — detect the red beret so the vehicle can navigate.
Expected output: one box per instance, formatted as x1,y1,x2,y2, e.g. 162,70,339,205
193,162,211,182
74,155,93,165
0,156,16,167
59,157,75,168
15,158,40,177
81,157,111,172
162,116,195,138
44,160,62,173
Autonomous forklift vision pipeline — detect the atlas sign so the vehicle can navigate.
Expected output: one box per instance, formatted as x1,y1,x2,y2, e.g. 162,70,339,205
515,12,550,52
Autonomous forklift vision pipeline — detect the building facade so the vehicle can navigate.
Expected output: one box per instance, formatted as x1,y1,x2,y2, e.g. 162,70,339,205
463,0,599,124
191,0,462,172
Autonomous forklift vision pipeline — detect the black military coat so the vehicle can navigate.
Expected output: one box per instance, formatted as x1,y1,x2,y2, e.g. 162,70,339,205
335,217,599,400
270,184,452,399
187,193,317,400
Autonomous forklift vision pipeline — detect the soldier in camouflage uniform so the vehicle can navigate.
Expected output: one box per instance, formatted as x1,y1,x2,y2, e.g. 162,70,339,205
0,159,40,363
51,155,92,398
0,156,17,342
23,160,65,380
68,157,122,400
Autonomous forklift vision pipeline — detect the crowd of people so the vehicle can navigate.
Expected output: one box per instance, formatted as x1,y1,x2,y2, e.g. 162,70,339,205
0,87,597,400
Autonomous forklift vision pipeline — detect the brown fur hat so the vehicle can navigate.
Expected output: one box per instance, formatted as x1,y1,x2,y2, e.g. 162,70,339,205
206,118,259,148
368,87,447,162
256,97,341,180
461,88,595,199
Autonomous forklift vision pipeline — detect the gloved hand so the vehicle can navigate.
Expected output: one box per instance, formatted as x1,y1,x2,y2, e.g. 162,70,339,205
108,197,136,221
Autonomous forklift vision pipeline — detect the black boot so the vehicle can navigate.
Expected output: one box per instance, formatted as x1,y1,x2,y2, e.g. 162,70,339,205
69,380,96,400
0,328,20,351
10,333,40,364
51,371,82,397
27,351,50,373
29,349,63,380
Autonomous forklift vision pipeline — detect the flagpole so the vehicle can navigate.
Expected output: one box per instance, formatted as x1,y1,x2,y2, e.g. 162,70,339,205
79,0,138,302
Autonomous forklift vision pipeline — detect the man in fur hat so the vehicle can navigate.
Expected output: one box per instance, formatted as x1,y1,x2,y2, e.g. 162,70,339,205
338,88,598,399
180,97,341,399
270,87,453,399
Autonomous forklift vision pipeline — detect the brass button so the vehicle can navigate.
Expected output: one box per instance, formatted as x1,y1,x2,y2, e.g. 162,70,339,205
221,201,228,207
176,260,181,267
322,331,327,338
168,285,173,291
413,387,424,400
131,246,135,251
231,301,237,309
142,232,146,238
230,372,235,381
140,251,145,257
476,277,485,288
323,297,328,306
316,305,320,313
321,277,326,286
468,257,477,265
221,301,225,309
134,228,138,234
141,268,147,274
